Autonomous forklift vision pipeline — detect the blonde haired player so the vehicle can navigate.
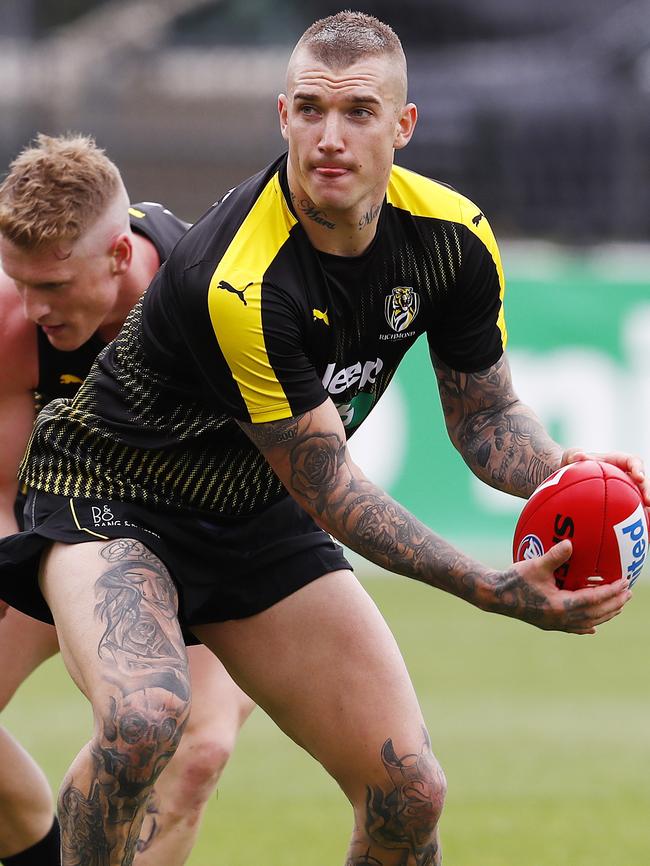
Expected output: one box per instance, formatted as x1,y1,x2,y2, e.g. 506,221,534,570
0,134,253,866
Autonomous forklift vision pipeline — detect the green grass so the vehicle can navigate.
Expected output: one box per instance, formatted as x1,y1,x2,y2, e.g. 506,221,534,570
3,575,650,865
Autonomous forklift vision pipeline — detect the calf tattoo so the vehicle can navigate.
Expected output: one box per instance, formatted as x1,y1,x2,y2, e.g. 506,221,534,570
59,540,190,865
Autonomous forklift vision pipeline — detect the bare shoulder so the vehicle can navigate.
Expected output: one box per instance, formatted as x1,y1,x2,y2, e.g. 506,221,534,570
0,270,38,392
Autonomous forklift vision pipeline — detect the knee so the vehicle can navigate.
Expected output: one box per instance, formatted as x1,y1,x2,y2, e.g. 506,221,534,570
95,694,190,793
364,740,447,852
163,727,236,807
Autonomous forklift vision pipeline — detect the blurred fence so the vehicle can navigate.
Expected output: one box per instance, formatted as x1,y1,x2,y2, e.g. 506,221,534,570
1,0,650,237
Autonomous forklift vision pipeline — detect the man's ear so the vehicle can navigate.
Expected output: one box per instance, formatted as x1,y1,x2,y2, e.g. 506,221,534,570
394,103,418,151
110,233,133,275
278,93,290,142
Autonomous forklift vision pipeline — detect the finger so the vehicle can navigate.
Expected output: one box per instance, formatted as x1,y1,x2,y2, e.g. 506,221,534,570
541,538,572,569
561,576,629,608
562,587,630,631
587,607,626,628
562,448,588,465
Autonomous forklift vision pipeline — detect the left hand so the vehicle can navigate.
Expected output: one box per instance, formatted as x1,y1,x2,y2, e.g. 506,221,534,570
562,448,650,506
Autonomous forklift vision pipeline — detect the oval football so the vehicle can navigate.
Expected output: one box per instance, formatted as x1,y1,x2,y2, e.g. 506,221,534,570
512,460,648,590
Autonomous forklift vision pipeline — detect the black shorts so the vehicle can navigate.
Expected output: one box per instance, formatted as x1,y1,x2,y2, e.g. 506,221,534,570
0,490,351,639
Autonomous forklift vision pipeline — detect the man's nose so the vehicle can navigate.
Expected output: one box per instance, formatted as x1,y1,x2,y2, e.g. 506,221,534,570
318,113,345,152
21,289,52,323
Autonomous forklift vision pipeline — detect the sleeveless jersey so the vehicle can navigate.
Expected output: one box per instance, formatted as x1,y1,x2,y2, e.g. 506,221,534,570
34,202,188,409
21,155,507,516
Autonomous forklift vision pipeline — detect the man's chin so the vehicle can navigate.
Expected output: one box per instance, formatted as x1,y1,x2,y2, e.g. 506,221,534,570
44,330,80,352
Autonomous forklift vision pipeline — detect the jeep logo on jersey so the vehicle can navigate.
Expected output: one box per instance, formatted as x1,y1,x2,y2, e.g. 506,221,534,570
322,358,383,395
385,286,420,333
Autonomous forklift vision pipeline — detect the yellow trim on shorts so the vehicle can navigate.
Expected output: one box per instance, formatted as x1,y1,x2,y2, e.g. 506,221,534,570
68,499,109,540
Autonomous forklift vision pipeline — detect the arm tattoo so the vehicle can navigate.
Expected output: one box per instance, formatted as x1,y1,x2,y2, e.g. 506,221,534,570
241,411,599,630
434,354,562,497
243,411,493,604
243,414,302,449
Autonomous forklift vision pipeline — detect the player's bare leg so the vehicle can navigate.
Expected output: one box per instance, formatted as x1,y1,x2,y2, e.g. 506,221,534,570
135,646,254,866
0,610,59,861
195,570,446,866
39,539,191,866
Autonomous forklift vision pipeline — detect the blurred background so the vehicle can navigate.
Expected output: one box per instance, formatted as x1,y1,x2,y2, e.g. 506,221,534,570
1,4,649,865
2,0,650,236
3,0,650,552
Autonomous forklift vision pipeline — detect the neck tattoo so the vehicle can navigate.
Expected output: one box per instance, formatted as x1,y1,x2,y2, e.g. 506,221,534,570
291,191,336,230
358,202,382,230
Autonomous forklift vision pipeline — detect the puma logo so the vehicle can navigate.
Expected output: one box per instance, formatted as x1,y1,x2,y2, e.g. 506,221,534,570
60,374,83,385
312,308,330,326
217,280,253,306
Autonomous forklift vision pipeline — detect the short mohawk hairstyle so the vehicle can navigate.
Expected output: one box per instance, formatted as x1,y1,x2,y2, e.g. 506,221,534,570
0,133,122,249
296,10,404,70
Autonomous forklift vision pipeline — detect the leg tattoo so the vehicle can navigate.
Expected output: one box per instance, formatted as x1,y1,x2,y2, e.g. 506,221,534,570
356,730,443,866
59,540,190,866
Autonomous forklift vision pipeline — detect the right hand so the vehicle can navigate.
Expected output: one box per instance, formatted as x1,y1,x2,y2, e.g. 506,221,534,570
486,540,632,634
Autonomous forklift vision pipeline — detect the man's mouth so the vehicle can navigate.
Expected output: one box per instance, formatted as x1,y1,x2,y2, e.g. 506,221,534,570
313,165,349,178
40,323,64,336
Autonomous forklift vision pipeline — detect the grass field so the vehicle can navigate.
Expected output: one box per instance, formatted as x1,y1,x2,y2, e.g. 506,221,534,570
3,573,649,866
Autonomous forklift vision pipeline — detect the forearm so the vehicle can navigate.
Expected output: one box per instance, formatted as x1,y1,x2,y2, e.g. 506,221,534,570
311,469,541,618
455,399,563,498
243,411,542,620
434,355,563,498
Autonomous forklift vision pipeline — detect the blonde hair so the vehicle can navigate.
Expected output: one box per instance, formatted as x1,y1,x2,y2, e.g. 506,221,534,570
296,10,405,71
291,11,407,103
0,133,123,249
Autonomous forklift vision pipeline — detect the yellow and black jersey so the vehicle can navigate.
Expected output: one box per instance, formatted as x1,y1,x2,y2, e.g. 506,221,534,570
21,155,506,516
35,202,188,410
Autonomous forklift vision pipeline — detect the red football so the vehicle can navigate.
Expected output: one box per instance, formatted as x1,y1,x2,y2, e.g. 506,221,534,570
512,460,648,590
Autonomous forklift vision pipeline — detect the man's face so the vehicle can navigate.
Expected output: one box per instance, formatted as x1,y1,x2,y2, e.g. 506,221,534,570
0,233,118,351
279,49,415,219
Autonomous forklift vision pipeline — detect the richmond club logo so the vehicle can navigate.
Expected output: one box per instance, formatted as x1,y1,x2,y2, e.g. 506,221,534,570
385,286,420,333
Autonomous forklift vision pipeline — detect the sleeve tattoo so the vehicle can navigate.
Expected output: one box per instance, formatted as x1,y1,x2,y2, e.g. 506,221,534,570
433,354,563,497
242,413,494,604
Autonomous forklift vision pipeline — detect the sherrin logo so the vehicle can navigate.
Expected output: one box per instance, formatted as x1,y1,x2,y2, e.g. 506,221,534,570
613,502,648,587
516,534,545,561
385,286,420,333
